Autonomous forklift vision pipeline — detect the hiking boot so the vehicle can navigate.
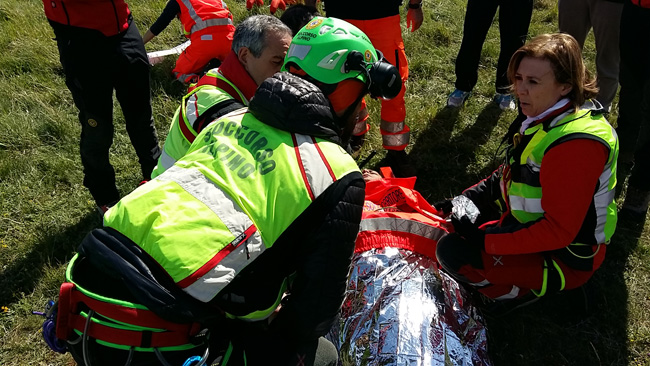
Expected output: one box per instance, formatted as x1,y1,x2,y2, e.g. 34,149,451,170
384,150,417,178
447,89,470,107
621,186,650,221
494,93,516,110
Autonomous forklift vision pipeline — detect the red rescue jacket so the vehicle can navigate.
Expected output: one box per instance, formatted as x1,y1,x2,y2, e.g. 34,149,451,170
631,0,650,8
42,0,131,37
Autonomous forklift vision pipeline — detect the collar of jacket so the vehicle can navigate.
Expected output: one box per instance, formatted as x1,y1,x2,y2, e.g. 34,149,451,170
218,51,258,101
248,72,343,146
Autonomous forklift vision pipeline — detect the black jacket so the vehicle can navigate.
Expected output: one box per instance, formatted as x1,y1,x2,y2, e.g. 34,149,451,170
76,72,365,364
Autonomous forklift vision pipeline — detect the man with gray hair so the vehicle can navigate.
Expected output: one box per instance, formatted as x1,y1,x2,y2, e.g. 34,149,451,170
151,15,292,178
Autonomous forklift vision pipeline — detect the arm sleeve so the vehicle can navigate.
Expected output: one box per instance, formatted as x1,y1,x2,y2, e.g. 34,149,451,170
484,139,609,255
149,0,180,36
253,173,364,361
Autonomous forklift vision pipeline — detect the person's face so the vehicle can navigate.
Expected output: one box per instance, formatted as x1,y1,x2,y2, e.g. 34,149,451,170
514,56,572,117
240,31,292,86
337,98,364,144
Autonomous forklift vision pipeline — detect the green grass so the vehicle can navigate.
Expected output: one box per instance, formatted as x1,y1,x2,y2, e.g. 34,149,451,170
1,0,649,365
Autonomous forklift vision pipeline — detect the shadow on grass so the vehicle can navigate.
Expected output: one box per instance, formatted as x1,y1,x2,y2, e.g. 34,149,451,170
0,212,100,306
407,102,503,200
480,207,643,366
150,58,187,99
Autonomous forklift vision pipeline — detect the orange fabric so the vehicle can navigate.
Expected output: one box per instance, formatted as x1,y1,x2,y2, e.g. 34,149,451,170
173,26,235,82
328,79,366,114
177,0,232,36
357,173,450,259
345,15,408,123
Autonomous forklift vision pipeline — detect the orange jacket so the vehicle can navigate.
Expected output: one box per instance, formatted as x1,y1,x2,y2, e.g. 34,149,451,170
356,169,450,259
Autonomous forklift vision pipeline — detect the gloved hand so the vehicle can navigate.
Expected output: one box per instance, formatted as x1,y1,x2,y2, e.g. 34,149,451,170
433,199,453,216
246,0,264,10
451,215,485,249
270,0,286,14
406,6,424,32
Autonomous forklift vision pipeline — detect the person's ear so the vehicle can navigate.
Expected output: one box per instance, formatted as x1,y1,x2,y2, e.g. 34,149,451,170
560,83,573,97
238,47,251,67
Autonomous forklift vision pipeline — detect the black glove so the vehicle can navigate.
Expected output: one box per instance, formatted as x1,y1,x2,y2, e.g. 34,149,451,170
434,199,453,215
451,215,485,249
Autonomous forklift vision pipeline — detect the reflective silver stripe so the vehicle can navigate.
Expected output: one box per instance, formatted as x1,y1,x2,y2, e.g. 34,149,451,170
352,118,367,135
381,130,410,148
494,286,520,300
380,120,405,133
525,157,541,173
185,93,200,128
593,166,614,243
191,17,233,34
509,195,543,213
179,0,203,28
157,148,177,172
294,134,335,199
359,217,447,241
158,166,266,302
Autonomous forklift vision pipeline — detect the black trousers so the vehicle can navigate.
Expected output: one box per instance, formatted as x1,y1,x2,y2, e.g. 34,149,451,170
617,2,650,191
51,18,161,206
454,0,533,94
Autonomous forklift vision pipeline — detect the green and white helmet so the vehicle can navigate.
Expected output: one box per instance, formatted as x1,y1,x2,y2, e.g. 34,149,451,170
282,17,401,100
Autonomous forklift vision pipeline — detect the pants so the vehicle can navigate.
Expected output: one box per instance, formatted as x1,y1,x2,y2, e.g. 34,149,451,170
345,16,410,150
617,2,650,190
52,18,161,206
558,0,623,111
454,0,533,94
436,233,605,300
173,25,235,83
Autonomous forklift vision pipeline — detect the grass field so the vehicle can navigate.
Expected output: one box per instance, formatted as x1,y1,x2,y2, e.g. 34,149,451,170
1,0,649,365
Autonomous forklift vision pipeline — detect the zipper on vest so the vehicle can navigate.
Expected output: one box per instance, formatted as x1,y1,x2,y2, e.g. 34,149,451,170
60,1,71,26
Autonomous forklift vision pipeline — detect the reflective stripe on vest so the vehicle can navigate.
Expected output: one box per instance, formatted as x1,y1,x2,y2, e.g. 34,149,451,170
156,165,266,302
177,0,233,36
106,111,359,305
151,77,247,179
504,106,618,244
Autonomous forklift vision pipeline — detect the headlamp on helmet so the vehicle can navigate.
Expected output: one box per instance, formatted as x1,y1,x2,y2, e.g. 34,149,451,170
344,50,401,100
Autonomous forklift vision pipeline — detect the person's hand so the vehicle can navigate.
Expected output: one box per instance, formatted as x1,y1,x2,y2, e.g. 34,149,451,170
270,0,287,14
433,199,453,216
406,7,424,32
246,0,264,10
451,215,485,249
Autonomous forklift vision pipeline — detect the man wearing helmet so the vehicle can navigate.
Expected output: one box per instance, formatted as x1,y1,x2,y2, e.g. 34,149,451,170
51,17,400,366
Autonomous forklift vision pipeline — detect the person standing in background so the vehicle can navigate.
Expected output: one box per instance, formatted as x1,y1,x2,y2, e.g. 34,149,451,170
41,0,162,214
447,0,533,111
308,0,422,177
618,0,650,219
558,0,623,112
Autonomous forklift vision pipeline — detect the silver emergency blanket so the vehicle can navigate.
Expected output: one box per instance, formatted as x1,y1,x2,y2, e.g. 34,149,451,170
333,247,491,366
452,195,480,224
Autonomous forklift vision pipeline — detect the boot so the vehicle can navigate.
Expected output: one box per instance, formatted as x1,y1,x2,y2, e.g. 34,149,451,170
384,150,416,178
